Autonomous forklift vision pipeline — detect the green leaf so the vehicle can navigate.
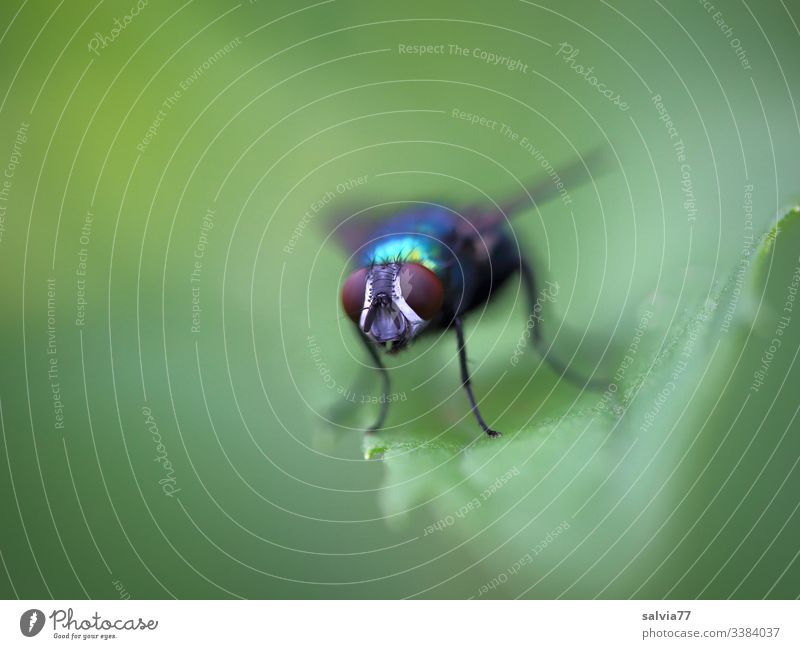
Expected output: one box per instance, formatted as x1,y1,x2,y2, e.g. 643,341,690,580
366,206,800,598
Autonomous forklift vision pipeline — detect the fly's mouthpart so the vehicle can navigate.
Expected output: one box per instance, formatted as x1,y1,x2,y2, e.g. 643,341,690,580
362,293,406,340
361,299,378,334
361,292,393,334
360,264,428,347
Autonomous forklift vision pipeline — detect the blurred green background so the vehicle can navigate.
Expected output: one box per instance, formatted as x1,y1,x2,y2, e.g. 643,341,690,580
0,0,799,599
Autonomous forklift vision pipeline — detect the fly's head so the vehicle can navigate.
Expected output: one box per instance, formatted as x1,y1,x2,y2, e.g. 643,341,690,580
341,262,444,353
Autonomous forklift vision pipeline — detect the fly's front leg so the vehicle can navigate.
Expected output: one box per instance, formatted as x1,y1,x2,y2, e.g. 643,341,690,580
358,331,391,434
454,317,501,438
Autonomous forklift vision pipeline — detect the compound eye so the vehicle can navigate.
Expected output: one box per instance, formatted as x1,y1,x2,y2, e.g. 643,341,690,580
341,268,368,323
399,263,444,320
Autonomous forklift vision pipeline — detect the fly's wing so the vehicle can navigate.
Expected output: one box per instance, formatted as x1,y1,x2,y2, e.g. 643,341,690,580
328,147,609,253
460,145,611,234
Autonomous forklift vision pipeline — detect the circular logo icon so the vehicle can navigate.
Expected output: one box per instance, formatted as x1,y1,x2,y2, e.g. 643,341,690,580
20,609,45,637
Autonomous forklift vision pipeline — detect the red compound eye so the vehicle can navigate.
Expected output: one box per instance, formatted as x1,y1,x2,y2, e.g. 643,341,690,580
400,263,443,320
341,268,368,323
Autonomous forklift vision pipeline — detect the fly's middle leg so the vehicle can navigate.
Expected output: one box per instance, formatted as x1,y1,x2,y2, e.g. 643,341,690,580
518,256,607,390
454,317,501,438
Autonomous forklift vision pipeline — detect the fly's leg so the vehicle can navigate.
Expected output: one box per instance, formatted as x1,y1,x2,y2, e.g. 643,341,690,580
454,317,501,438
519,256,608,390
358,332,391,434
519,257,544,347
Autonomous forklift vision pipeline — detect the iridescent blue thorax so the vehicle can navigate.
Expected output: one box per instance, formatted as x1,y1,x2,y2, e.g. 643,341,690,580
355,207,457,275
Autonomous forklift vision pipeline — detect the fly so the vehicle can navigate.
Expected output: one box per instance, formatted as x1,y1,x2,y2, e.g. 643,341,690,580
336,151,607,438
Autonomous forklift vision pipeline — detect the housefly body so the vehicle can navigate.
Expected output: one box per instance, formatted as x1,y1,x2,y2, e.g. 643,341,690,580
335,153,606,438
